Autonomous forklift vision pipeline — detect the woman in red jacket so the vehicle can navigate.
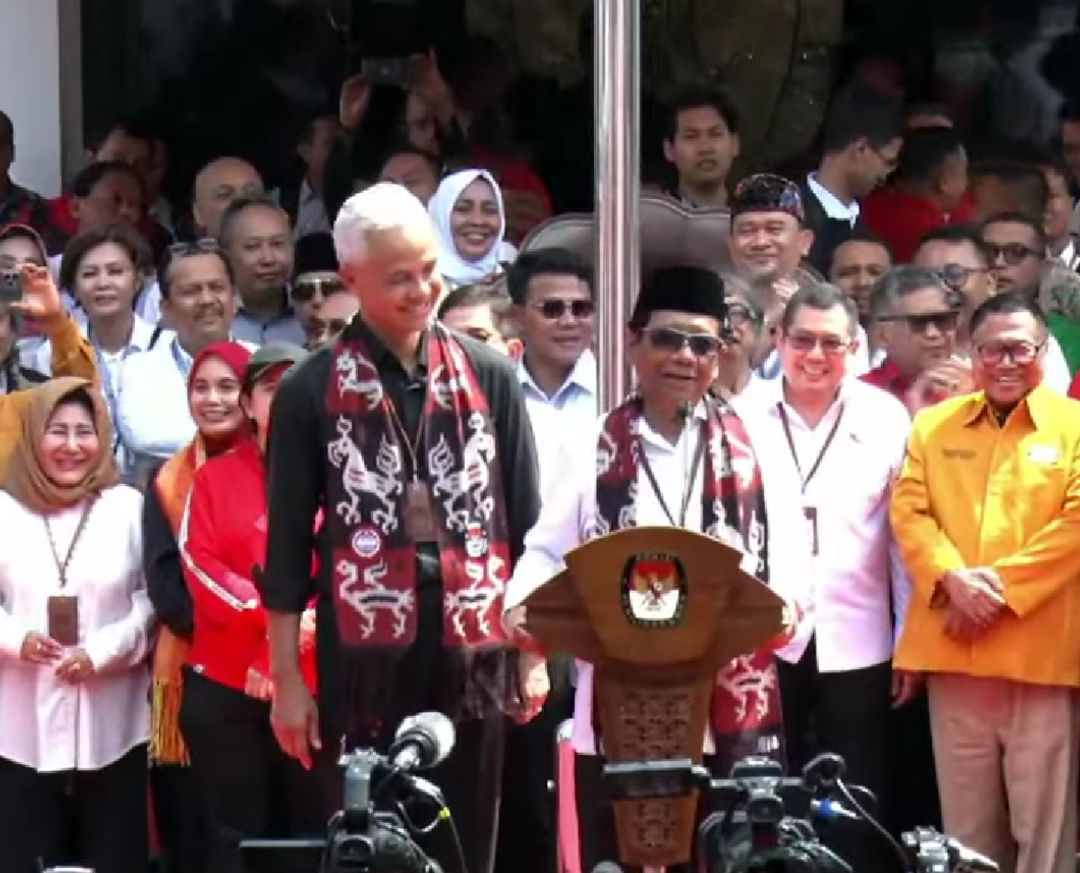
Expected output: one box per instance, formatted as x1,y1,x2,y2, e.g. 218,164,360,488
178,342,321,873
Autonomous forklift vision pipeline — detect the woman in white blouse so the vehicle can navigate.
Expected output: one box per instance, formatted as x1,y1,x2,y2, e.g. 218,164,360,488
428,168,518,289
0,376,154,873
35,224,165,474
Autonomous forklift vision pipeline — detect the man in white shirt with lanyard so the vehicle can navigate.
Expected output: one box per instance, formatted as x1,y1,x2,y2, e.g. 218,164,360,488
739,281,914,873
504,266,801,873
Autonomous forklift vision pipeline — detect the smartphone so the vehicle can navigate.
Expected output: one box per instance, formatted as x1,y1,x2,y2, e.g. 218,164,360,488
0,269,23,304
360,56,416,88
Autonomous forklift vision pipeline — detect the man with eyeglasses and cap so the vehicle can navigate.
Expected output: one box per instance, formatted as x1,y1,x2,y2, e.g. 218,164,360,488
504,265,802,873
738,281,913,873
728,174,872,379
892,290,1080,873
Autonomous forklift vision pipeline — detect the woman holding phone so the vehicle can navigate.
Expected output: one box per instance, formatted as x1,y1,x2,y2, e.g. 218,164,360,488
0,377,154,873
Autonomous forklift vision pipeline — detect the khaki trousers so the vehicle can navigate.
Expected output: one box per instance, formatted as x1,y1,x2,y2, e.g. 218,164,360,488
927,673,1080,873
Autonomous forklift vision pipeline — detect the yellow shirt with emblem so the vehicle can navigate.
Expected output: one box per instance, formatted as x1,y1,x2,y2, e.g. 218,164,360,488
891,384,1080,687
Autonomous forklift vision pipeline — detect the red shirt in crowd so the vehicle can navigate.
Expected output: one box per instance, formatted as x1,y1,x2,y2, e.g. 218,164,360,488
861,189,977,264
860,358,912,403
180,437,318,695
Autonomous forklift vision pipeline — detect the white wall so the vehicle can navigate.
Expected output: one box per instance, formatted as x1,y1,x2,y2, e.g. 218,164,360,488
0,0,82,197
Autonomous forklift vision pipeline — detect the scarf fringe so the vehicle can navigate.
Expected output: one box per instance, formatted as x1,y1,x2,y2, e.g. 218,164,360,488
149,677,189,766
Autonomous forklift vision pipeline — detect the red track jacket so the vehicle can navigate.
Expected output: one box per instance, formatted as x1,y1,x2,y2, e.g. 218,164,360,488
180,438,318,695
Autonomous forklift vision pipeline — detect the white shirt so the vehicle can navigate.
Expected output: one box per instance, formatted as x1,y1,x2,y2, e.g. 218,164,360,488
738,377,912,673
1044,334,1072,394
806,173,860,226
507,404,803,754
294,178,332,241
517,349,598,504
0,486,153,772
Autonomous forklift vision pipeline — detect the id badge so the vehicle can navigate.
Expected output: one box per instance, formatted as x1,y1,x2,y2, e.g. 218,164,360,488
47,595,79,647
803,506,819,557
404,481,438,543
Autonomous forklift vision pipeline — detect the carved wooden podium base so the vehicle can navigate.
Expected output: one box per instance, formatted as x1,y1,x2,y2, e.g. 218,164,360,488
523,526,784,869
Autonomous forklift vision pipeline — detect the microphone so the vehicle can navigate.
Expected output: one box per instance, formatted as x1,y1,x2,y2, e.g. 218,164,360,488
387,711,456,771
678,401,694,419
591,862,625,873
945,837,999,872
809,797,861,823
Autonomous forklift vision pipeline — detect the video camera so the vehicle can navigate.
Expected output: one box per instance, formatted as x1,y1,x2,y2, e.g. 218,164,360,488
601,754,999,873
239,712,462,873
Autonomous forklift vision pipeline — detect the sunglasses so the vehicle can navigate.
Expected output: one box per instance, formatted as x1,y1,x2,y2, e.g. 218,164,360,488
974,340,1044,366
983,242,1041,266
936,264,988,290
532,298,595,320
293,273,345,302
643,326,723,357
725,302,760,328
878,310,959,335
312,317,353,338
784,331,851,356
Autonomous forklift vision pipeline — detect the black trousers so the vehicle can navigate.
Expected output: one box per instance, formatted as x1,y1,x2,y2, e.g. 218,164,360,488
777,639,895,873
181,669,328,873
0,744,148,873
495,669,574,873
151,762,209,873
317,583,507,873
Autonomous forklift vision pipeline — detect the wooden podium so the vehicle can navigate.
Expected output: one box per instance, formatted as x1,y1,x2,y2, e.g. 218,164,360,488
523,526,785,868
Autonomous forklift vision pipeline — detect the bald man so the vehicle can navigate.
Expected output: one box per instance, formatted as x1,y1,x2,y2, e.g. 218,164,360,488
193,157,264,239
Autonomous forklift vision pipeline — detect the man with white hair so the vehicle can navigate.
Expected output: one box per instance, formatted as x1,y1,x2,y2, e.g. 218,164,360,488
260,183,543,873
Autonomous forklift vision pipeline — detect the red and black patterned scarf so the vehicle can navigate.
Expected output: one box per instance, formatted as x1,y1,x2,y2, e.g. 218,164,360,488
594,394,786,769
323,322,516,735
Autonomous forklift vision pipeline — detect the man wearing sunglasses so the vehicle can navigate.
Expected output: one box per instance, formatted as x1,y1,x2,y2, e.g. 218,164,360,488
739,282,913,873
507,248,597,501
979,213,1078,391
504,265,800,873
892,290,1080,873
862,266,972,415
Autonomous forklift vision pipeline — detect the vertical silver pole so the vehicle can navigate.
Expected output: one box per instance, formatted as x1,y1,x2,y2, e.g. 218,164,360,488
594,0,641,411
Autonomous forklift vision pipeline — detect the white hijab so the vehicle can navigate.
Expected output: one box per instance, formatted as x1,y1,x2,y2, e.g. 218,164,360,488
428,169,518,288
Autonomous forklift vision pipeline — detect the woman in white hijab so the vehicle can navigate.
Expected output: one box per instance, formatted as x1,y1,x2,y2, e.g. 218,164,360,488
428,169,518,289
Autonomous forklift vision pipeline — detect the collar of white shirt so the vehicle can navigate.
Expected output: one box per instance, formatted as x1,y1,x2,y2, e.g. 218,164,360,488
517,347,598,403
806,173,860,226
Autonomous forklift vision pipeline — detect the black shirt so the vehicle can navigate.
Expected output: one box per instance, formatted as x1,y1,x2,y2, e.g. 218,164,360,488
261,314,542,615
143,462,194,639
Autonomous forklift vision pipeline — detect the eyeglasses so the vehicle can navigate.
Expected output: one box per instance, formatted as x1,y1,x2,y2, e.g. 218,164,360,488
784,331,851,356
936,264,989,290
293,274,345,302
532,298,595,320
643,326,723,358
167,238,219,257
983,242,1041,266
974,340,1044,365
878,310,959,335
725,302,760,329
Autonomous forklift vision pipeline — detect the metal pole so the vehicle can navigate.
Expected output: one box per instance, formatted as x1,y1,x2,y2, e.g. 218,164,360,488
594,0,641,411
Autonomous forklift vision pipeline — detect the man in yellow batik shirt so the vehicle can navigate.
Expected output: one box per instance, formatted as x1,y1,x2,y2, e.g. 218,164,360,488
891,289,1080,873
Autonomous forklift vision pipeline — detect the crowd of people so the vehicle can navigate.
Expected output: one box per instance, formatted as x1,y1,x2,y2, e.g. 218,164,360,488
1,31,1080,873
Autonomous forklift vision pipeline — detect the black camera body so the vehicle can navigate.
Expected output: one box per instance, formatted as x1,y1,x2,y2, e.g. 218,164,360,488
698,757,853,873
326,808,439,873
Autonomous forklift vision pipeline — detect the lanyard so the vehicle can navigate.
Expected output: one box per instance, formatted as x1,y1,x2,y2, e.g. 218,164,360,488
43,500,95,589
777,402,845,494
639,425,706,527
170,337,193,382
384,398,427,483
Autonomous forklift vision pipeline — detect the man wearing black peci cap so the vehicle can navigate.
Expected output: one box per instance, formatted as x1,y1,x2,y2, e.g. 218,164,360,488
504,265,803,873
